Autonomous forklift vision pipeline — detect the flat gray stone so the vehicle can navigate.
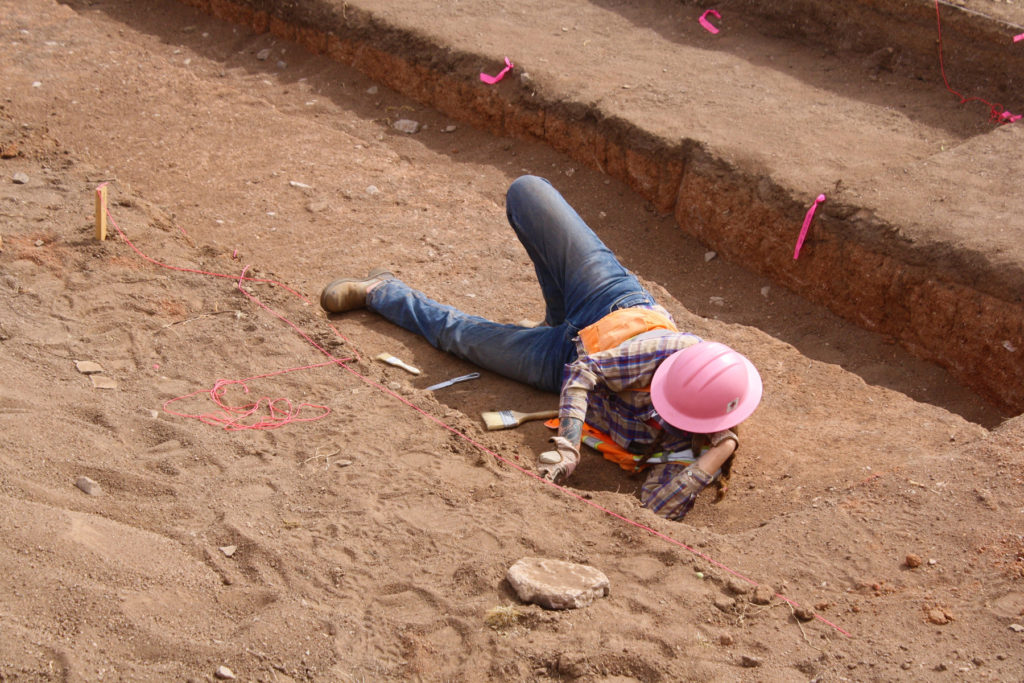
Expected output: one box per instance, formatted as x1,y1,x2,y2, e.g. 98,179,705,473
90,375,117,390
75,360,104,374
392,118,420,134
506,557,609,610
75,476,102,496
214,665,235,680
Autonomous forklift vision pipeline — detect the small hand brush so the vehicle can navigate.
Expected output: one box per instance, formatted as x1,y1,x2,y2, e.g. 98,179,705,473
375,352,420,375
480,408,559,431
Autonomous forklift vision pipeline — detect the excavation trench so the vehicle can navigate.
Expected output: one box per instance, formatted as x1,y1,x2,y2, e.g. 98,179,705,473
174,0,1024,419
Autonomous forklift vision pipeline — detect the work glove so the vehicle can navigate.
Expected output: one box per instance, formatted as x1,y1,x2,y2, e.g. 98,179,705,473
537,436,580,484
640,462,714,521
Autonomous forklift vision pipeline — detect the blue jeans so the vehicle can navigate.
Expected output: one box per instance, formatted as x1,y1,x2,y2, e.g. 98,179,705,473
366,175,657,393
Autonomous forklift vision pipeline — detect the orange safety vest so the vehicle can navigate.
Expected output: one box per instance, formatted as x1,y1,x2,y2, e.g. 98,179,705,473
578,307,678,356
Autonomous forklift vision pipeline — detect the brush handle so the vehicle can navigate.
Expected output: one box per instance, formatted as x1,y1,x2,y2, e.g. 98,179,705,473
377,354,421,375
392,359,421,375
518,409,559,422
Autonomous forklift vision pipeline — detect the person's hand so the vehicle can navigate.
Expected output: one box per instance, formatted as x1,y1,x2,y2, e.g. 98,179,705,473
537,436,580,484
640,462,714,520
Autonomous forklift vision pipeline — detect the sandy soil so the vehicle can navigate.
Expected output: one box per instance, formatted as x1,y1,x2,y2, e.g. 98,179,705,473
2,0,1024,681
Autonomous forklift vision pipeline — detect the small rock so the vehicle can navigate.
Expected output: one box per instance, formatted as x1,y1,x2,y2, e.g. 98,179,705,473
793,606,815,621
289,180,312,189
708,296,725,307
905,553,922,568
442,125,457,133
256,48,271,61
555,652,588,678
75,476,102,496
725,579,751,595
335,459,353,467
34,240,44,247
392,118,420,134
750,584,773,605
740,655,762,668
718,633,734,646
506,557,609,610
366,85,378,95
704,250,717,262
1008,623,1024,632
12,172,29,184
75,360,104,375
214,665,235,680
219,545,237,557
538,451,561,464
927,608,952,625
760,286,770,298
91,375,118,390
713,596,736,613
305,200,329,213
365,185,380,196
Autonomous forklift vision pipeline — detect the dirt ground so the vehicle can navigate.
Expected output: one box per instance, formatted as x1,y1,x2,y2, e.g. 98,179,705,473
2,0,1024,681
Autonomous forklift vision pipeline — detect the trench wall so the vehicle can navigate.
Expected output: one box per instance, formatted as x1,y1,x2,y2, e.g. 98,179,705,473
175,0,1024,415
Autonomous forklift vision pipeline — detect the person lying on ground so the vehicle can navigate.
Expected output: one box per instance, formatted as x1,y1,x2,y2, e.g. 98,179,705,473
320,175,762,521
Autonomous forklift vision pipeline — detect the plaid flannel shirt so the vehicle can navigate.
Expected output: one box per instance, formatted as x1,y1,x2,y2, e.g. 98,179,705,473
558,308,736,454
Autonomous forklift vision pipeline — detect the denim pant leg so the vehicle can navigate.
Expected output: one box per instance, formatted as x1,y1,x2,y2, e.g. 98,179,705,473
366,280,575,393
505,175,657,329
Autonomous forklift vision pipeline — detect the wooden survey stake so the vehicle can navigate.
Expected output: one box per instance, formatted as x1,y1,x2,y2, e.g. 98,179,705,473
95,184,108,241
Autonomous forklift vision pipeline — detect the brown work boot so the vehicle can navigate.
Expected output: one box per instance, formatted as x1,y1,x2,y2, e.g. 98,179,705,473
320,267,394,313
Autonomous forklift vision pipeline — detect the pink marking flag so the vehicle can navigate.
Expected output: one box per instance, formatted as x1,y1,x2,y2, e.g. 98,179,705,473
699,9,721,34
793,194,826,260
480,57,514,84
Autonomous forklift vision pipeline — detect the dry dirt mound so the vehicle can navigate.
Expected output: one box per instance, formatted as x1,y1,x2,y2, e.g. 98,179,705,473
2,0,1023,681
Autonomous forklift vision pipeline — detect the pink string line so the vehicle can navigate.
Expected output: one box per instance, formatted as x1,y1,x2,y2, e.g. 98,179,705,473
934,0,1019,124
480,56,513,84
699,9,721,34
1014,33,1024,43
103,193,850,637
793,194,826,260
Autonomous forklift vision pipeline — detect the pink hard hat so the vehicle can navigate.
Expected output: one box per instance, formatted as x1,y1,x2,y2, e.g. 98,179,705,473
650,342,763,433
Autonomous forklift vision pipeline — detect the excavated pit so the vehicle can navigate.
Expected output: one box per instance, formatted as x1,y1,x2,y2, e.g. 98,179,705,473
174,0,1024,420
